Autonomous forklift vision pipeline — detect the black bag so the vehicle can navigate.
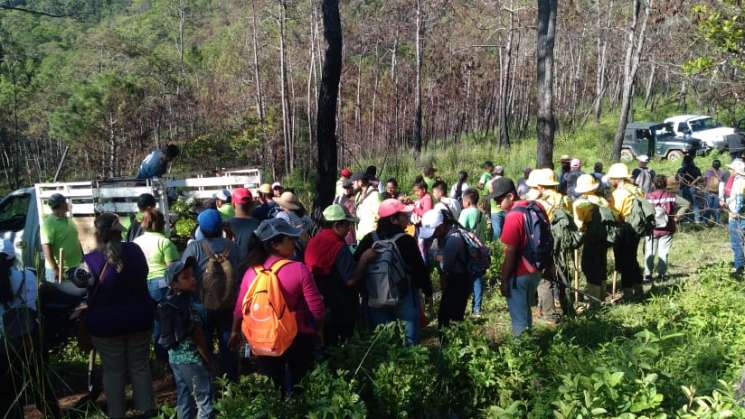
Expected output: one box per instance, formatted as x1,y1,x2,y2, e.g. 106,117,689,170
3,271,37,339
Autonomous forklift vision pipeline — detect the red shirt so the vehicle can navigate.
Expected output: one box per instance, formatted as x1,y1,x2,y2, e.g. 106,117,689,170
500,201,543,277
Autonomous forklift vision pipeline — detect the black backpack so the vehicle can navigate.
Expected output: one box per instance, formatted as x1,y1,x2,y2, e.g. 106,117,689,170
157,291,193,351
512,202,554,271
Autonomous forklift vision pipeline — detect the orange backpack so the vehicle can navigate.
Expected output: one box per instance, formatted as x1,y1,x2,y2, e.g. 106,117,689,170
241,259,297,357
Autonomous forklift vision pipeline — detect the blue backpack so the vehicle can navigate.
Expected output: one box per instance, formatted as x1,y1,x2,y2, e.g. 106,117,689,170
511,202,554,271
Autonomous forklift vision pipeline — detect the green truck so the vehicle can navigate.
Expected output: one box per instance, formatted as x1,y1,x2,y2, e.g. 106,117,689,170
621,122,710,162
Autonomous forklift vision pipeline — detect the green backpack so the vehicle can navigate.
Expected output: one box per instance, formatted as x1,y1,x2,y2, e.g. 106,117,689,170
551,208,582,254
626,196,656,237
586,205,619,246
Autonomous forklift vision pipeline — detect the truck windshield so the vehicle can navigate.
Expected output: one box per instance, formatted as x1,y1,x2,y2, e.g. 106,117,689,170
0,193,30,232
690,118,720,132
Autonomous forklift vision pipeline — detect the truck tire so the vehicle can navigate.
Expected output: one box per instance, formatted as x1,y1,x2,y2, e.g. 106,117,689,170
666,150,684,161
620,149,634,162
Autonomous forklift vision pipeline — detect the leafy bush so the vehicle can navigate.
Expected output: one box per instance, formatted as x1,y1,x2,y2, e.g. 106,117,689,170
215,374,285,418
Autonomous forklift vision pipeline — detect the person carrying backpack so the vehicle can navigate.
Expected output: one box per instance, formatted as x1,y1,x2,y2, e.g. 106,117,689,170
459,189,487,317
305,205,370,346
0,240,61,419
607,163,646,300
572,174,616,303
644,175,690,283
632,155,656,194
182,208,240,381
420,209,476,328
354,199,433,345
531,168,575,323
228,219,325,390
493,177,554,336
159,257,215,419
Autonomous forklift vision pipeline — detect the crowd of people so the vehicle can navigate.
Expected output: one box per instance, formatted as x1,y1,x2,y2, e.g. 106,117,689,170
1,152,743,418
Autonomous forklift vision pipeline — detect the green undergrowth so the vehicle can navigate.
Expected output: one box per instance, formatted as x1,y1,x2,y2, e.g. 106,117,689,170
216,263,745,418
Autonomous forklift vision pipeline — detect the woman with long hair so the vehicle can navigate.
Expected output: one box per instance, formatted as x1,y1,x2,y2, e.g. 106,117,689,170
83,213,155,418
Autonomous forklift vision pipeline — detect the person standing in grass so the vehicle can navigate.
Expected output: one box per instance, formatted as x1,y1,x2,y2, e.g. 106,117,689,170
723,159,745,277
159,258,215,419
229,219,325,390
41,193,83,283
459,189,486,317
133,208,180,363
703,159,725,224
607,163,645,300
433,180,461,220
572,174,613,303
450,171,470,203
494,177,550,336
478,161,495,191
644,175,690,283
420,209,472,328
352,172,381,242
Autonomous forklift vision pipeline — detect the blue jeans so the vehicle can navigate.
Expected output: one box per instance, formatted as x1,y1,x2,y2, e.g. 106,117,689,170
491,211,506,241
729,218,745,270
506,273,541,336
368,292,421,345
148,280,169,363
204,310,238,381
171,362,215,419
705,192,721,224
472,277,482,314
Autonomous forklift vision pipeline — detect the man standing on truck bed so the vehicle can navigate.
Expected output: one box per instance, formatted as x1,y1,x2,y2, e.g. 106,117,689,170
41,193,83,282
136,144,180,180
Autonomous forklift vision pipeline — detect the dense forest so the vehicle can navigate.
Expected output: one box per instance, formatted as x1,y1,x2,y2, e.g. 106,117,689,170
0,0,743,191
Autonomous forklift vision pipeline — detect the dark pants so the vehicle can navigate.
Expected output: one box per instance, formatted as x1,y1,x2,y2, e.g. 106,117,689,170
582,242,609,286
255,333,315,392
438,276,472,328
613,226,642,289
0,332,61,419
204,309,238,381
323,321,355,347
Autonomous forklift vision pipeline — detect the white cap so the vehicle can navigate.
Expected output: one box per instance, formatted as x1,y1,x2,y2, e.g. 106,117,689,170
214,189,230,201
419,209,445,240
637,155,650,163
0,240,15,260
271,182,282,189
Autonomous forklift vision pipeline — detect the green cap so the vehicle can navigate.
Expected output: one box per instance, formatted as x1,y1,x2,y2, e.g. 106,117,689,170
323,204,358,223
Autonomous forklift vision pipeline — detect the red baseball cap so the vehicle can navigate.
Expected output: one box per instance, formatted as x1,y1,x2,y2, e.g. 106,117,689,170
340,167,352,178
232,188,253,205
378,199,414,218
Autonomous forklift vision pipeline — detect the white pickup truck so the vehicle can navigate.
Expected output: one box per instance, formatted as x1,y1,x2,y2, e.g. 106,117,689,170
0,170,261,272
664,115,737,150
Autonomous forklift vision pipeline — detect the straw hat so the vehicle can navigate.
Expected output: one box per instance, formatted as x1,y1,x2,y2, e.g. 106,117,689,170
273,191,300,211
728,159,745,176
607,163,632,179
574,174,599,194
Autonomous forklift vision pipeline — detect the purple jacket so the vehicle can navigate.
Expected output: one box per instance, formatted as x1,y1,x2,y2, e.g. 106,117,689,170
85,243,154,338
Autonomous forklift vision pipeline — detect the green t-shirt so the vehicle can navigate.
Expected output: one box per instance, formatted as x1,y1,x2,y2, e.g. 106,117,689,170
218,204,235,221
40,215,83,270
133,232,180,280
479,172,493,188
459,207,486,240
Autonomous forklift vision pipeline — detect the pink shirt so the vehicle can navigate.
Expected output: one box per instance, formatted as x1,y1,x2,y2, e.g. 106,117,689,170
414,193,433,217
233,255,325,335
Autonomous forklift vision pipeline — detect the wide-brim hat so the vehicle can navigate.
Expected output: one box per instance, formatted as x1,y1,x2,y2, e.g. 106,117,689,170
273,191,300,210
255,218,302,242
259,183,273,194
574,174,599,194
607,163,632,179
728,159,745,176
532,168,559,186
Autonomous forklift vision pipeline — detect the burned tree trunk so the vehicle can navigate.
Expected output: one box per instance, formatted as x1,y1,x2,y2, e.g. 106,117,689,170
536,0,557,168
314,0,342,214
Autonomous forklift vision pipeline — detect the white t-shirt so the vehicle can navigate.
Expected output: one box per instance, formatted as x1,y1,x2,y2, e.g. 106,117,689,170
449,182,471,199
0,268,38,335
